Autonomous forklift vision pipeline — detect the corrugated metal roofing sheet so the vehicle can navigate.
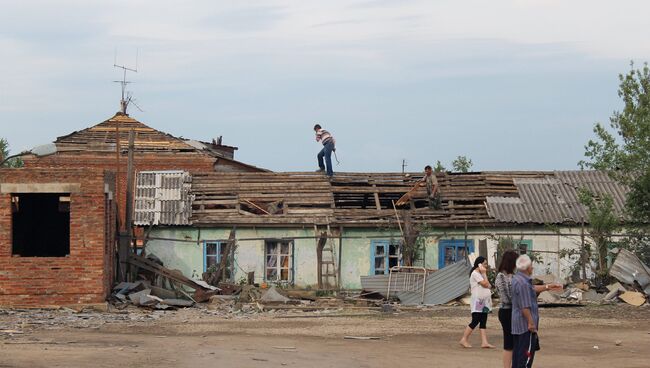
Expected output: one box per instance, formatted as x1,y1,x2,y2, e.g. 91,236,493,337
609,249,650,295
360,259,471,306
360,273,424,297
134,171,193,226
486,170,628,224
396,259,471,306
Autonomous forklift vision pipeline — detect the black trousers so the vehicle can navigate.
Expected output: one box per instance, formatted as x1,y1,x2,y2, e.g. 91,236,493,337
498,308,513,350
468,312,488,329
512,331,540,368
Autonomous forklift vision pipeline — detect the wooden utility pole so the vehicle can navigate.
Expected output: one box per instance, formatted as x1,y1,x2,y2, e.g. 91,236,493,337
580,220,587,282
125,130,135,239
118,130,135,282
115,117,121,229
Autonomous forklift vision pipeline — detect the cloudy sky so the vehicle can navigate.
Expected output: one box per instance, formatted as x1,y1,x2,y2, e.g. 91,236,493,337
2,1,649,172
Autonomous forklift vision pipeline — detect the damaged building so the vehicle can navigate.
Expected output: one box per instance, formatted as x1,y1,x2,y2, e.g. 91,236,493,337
0,168,116,307
137,170,628,290
0,111,267,307
21,112,267,228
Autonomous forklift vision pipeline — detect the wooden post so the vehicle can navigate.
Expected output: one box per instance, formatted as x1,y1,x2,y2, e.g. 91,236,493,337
580,220,587,282
464,222,468,260
115,115,121,230
316,232,327,290
372,184,381,211
338,226,343,291
557,233,561,277
119,130,135,282
125,130,135,237
221,228,237,282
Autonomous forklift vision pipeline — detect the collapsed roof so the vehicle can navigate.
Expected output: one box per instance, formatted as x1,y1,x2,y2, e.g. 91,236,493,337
52,112,267,171
135,170,628,228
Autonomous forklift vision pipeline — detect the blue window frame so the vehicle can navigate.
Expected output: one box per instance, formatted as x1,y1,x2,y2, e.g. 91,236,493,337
203,241,225,272
438,239,475,269
371,240,401,275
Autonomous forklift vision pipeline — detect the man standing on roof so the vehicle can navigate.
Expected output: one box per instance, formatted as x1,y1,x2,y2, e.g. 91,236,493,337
421,165,441,209
314,124,336,178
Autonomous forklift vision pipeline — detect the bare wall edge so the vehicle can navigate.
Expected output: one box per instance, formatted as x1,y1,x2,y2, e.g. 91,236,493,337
0,183,82,193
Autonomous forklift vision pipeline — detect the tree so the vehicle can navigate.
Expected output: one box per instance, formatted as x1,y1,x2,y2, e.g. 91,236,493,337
452,155,473,173
580,62,650,263
578,189,620,276
433,160,446,173
0,138,23,168
400,211,422,267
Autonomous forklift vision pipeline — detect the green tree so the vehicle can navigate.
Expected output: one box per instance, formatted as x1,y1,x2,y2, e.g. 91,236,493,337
578,189,620,276
433,160,446,173
452,155,473,173
580,62,650,263
0,138,23,168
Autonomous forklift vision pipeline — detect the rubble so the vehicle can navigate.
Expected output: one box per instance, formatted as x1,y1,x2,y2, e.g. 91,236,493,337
238,285,262,303
538,291,561,304
582,289,604,302
260,286,291,304
562,288,584,302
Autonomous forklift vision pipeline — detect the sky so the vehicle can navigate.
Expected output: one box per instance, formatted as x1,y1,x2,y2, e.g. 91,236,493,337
1,0,649,172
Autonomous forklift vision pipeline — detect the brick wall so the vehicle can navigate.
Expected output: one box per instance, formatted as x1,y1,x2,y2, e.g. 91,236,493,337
23,152,216,230
0,168,115,307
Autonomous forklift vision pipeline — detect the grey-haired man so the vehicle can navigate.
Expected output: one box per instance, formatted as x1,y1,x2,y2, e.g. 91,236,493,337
511,254,562,368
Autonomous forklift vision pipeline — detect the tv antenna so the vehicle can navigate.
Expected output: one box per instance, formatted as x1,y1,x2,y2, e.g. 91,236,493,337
113,49,142,114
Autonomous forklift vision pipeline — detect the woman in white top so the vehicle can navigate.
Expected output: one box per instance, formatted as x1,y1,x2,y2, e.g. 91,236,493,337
459,256,495,348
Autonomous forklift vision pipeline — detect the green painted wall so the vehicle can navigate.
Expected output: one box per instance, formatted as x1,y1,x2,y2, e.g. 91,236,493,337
147,226,589,289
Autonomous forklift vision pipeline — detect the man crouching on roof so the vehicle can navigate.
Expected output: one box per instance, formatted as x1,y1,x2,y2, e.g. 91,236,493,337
314,124,335,178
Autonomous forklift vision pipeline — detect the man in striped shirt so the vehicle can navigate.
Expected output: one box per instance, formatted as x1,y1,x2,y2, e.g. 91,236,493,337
314,124,336,177
511,254,562,368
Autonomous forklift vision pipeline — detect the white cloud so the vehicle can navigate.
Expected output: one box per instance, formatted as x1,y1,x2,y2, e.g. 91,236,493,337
0,0,647,170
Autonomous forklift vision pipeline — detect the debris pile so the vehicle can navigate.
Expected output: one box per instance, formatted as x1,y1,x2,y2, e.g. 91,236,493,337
111,281,204,310
533,249,649,307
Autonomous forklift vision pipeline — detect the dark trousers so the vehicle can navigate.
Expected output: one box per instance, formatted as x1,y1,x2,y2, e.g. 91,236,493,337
468,312,488,329
512,331,540,368
317,141,335,176
498,308,513,350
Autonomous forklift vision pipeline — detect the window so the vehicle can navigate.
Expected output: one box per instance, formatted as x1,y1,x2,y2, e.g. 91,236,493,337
438,239,474,269
265,240,293,282
204,241,233,280
372,240,401,275
516,240,533,256
12,193,70,257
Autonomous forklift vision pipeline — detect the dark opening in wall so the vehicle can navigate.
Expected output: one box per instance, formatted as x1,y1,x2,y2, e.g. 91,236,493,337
12,193,70,257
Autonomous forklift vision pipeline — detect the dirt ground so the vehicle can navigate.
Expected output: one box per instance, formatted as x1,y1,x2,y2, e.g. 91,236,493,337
1,304,649,368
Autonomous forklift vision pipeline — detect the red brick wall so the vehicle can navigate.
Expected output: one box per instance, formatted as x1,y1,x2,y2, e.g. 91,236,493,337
0,168,115,307
23,152,216,230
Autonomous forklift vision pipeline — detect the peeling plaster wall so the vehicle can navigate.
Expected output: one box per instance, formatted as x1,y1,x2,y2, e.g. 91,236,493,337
146,226,604,289
147,228,324,287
